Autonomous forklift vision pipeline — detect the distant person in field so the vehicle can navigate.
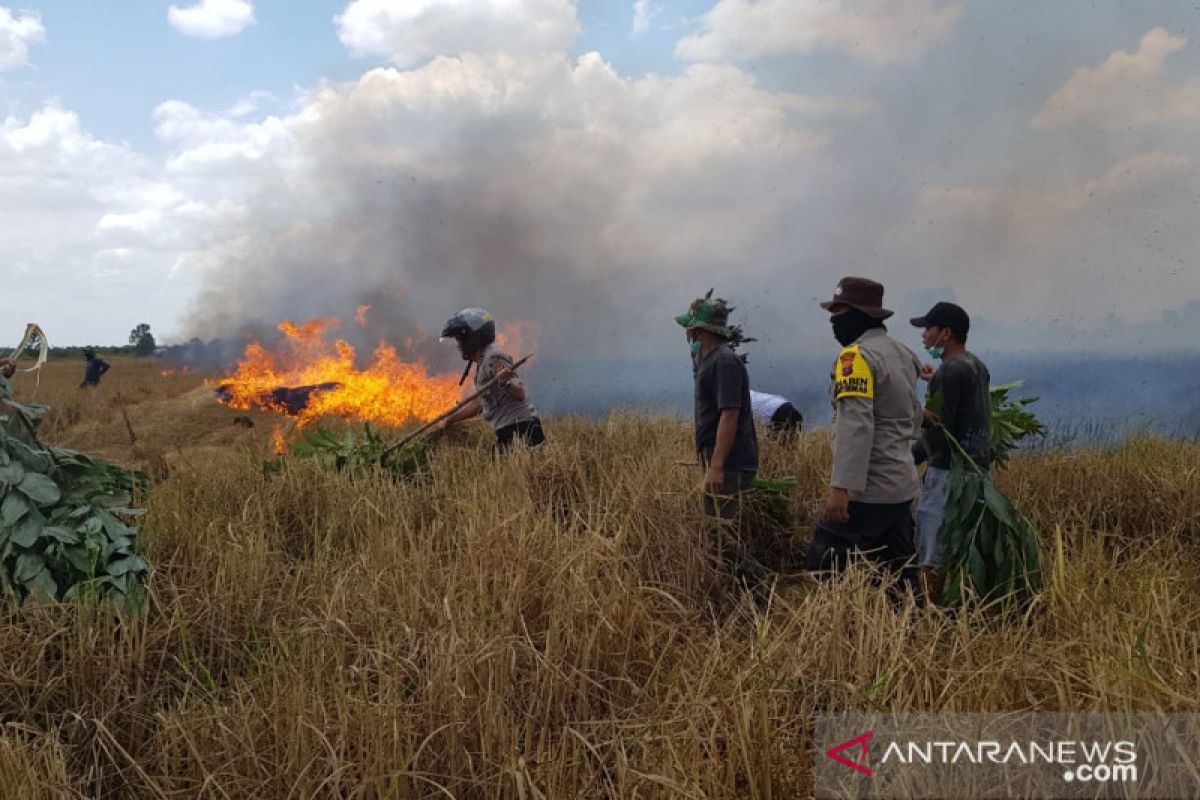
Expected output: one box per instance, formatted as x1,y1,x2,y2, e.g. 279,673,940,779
749,390,804,439
676,292,763,588
808,277,923,596
79,349,110,388
910,302,992,602
437,307,545,452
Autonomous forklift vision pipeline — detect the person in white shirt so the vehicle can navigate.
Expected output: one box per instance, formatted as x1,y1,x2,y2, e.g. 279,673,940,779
749,390,803,438
438,308,544,451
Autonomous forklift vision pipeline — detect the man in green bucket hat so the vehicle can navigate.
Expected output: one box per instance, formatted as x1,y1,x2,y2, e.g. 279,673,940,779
676,291,762,590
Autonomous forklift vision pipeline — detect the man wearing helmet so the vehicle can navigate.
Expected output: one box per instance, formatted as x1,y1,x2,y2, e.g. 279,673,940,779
438,308,545,451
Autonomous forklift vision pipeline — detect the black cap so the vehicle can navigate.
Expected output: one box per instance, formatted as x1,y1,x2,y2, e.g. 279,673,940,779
910,301,969,340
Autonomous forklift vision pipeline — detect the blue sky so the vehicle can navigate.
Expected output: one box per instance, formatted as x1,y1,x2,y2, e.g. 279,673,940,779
4,0,714,151
2,0,1199,354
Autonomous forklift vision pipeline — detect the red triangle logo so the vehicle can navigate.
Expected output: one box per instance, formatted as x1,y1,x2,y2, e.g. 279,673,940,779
826,731,873,776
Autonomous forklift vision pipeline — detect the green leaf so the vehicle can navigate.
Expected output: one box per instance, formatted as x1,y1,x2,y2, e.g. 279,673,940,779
106,555,147,577
97,510,133,540
1,492,30,526
103,574,129,594
61,546,95,575
982,482,1018,527
41,526,80,545
104,536,134,559
959,474,982,513
967,544,988,596
977,518,996,565
24,568,58,603
14,551,45,582
0,461,24,486
993,527,1009,567
9,510,44,548
18,472,61,506
8,440,50,472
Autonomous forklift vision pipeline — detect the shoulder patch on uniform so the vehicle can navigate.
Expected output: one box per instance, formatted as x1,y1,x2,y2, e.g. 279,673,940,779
834,344,874,400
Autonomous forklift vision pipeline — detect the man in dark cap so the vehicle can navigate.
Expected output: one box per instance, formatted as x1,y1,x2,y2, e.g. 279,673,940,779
808,277,924,594
80,349,110,388
675,292,762,588
910,301,991,600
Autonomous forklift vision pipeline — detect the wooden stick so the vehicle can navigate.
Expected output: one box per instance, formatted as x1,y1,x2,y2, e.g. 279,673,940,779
120,406,138,444
381,354,532,457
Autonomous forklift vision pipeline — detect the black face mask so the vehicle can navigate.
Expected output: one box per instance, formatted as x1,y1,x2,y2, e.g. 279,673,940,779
831,309,879,347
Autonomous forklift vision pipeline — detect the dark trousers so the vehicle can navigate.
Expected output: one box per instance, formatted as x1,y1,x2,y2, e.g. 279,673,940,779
495,417,546,452
806,500,918,593
703,469,770,591
768,402,804,436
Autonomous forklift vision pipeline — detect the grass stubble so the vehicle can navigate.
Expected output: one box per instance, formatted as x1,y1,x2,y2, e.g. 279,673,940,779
0,359,1196,798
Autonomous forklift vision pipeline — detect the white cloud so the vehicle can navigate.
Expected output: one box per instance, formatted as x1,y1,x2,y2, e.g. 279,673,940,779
167,0,255,40
631,0,660,37
334,0,579,66
676,0,964,64
0,6,44,70
0,104,221,342
153,99,297,176
1033,28,1200,129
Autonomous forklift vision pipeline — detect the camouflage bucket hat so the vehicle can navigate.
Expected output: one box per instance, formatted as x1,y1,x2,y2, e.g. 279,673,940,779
675,294,733,338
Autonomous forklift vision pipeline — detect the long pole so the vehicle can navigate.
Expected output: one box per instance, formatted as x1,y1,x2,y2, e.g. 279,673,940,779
381,354,532,457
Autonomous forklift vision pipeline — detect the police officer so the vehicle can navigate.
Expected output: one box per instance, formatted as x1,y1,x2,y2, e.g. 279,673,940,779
808,277,924,593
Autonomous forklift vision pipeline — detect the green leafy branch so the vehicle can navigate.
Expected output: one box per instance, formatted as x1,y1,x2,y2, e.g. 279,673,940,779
1,378,148,613
280,423,430,481
936,424,1042,609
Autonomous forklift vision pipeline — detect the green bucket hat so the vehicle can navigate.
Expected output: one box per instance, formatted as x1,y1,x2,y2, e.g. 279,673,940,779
674,292,734,338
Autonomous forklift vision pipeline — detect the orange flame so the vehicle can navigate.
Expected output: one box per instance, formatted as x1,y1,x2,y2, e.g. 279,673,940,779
271,424,287,454
217,317,461,427
160,369,174,377
495,321,541,359
355,304,371,326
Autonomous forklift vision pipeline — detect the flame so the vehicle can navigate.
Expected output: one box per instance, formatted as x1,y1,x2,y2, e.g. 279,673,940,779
271,424,287,454
355,304,371,326
217,317,462,427
495,321,541,359
160,369,174,377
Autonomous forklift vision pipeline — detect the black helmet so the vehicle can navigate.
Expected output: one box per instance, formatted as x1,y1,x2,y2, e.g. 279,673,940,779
440,307,496,360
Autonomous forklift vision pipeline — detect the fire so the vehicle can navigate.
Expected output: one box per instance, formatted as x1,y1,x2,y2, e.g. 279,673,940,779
217,317,462,427
160,369,174,377
271,424,287,454
355,304,371,326
495,320,541,359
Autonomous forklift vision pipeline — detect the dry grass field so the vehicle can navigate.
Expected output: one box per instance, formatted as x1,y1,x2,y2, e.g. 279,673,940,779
1,357,1198,798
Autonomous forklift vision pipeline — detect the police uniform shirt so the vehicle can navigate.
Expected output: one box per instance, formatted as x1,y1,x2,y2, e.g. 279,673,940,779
830,328,923,504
